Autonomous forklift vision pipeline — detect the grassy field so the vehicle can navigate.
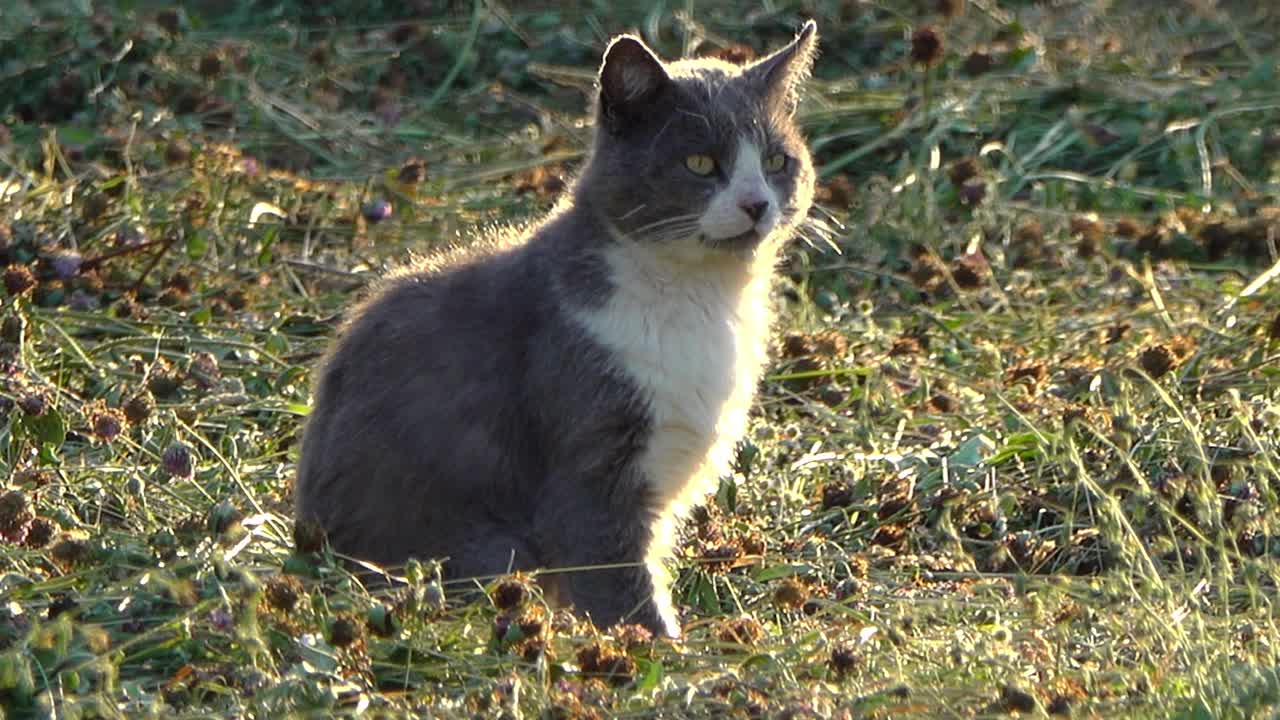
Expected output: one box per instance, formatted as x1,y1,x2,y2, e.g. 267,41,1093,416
1,0,1279,717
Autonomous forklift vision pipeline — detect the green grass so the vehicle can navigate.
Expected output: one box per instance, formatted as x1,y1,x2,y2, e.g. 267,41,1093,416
1,1,1279,717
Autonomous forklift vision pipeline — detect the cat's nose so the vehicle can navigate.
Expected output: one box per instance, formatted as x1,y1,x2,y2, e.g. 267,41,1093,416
739,199,769,223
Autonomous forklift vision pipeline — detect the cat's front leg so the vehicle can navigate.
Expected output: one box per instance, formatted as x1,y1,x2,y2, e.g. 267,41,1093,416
537,482,680,637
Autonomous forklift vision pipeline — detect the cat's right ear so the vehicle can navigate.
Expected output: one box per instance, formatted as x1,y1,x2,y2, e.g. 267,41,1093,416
598,35,669,132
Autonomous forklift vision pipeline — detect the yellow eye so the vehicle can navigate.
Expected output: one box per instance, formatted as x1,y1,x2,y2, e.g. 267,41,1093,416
766,153,787,173
685,154,717,176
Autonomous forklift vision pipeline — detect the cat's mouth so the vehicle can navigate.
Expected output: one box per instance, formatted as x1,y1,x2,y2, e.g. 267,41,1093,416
704,229,763,250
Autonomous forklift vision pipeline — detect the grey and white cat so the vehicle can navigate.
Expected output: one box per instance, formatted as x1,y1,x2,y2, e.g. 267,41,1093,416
296,22,818,637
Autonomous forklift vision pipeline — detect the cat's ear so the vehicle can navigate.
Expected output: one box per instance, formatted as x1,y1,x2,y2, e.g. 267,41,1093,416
744,20,818,114
598,35,670,131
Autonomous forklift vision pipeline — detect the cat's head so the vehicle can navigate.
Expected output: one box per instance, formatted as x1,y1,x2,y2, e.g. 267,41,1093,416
580,22,818,261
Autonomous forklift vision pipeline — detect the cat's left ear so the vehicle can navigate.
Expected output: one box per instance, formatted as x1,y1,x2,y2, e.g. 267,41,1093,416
598,34,671,133
744,20,818,114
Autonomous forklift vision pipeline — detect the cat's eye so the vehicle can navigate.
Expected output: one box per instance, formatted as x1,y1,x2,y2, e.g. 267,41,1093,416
765,153,788,173
685,154,717,176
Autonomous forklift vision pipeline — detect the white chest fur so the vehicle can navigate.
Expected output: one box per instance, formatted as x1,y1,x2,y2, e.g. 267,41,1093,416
576,240,776,514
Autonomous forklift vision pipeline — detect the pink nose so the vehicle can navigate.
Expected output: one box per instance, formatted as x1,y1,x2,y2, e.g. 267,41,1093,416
739,198,769,222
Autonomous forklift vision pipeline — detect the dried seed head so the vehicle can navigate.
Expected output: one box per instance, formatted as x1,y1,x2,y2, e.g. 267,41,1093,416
82,192,110,221
0,490,35,544
17,391,48,417
929,392,958,412
165,140,191,165
575,641,636,685
1070,215,1104,243
1,314,23,345
740,531,767,557
1006,363,1048,387
165,272,193,295
910,27,944,66
962,51,994,76
162,442,195,479
89,403,125,442
958,180,987,206
773,578,809,610
950,252,989,289
50,536,92,568
1013,219,1044,245
717,616,765,646
1114,217,1142,238
492,578,530,611
821,481,855,510
398,159,428,185
389,22,419,45
701,541,743,573
198,51,223,79
947,158,979,186
156,8,181,34
329,614,361,647
999,685,1039,714
188,351,221,390
4,264,36,297
889,335,923,357
829,644,858,676
613,623,654,650
909,255,946,293
308,44,330,67
1138,344,1176,378
147,360,182,397
23,516,56,548
938,0,965,19
702,44,757,64
124,392,155,425
817,173,856,208
264,575,305,612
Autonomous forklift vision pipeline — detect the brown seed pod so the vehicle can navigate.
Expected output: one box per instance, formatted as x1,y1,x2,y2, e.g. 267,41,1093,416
717,616,765,646
124,392,155,425
264,575,305,612
962,51,994,76
938,0,965,19
950,252,989,289
329,614,361,647
910,27,944,66
0,490,35,544
948,158,979,186
575,641,636,685
821,482,855,510
89,403,125,442
958,180,987,206
4,265,36,296
162,443,195,479
1138,344,1176,378
772,577,809,610
829,644,857,676
492,577,530,611
156,8,181,34
701,43,757,65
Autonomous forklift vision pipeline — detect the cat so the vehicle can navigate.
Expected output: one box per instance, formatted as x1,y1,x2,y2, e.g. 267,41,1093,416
295,21,818,637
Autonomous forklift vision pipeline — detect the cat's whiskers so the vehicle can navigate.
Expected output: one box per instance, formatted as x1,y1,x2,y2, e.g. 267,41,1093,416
785,206,842,253
628,214,703,241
